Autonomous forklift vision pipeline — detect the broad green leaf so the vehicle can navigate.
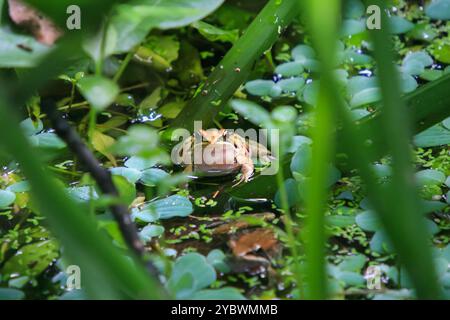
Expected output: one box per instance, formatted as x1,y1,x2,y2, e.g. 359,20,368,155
206,249,230,274
244,80,275,96
131,208,160,223
415,169,446,186
230,99,272,127
414,124,450,147
0,288,25,300
110,167,142,184
67,186,99,202
275,61,304,77
278,78,305,93
272,105,298,123
6,181,30,193
111,0,224,53
20,118,43,136
0,28,50,68
425,0,450,20
400,73,418,93
302,81,320,105
139,224,165,243
340,19,366,36
140,168,170,186
274,178,300,208
142,195,193,219
191,288,245,300
290,143,312,176
355,210,382,232
191,21,238,43
350,87,381,108
125,156,159,170
343,0,365,19
29,132,66,149
388,16,414,34
77,76,119,112
0,189,16,208
167,253,216,298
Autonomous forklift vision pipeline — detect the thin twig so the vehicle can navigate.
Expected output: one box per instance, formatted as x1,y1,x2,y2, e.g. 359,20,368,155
42,99,160,278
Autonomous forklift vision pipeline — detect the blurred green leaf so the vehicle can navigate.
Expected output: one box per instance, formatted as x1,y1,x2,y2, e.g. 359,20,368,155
77,76,119,112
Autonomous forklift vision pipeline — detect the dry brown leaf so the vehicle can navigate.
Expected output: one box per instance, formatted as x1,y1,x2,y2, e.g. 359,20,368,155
228,228,278,257
8,0,62,45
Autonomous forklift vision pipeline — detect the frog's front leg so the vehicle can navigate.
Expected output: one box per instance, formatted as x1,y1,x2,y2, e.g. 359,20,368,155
233,153,254,187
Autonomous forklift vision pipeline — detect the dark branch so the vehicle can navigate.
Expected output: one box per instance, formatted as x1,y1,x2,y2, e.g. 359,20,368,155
42,99,160,278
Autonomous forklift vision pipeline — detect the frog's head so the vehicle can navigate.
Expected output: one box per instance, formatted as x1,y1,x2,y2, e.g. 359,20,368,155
198,128,227,145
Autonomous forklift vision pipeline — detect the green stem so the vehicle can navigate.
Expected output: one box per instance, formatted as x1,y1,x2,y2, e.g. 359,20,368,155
275,160,304,299
171,0,300,131
113,49,136,83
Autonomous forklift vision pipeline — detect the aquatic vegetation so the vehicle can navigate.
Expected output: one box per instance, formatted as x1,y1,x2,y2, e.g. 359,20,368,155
0,0,450,301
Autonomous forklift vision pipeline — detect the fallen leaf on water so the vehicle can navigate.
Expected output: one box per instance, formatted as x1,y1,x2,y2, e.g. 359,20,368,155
228,228,279,257
8,0,62,45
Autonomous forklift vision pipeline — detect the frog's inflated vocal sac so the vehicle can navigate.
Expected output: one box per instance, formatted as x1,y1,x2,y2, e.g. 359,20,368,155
173,129,273,186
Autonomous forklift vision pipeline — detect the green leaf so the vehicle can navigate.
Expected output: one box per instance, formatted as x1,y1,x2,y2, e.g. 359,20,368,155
2,240,59,278
191,288,245,300
142,195,193,219
415,169,446,186
6,181,30,193
191,21,239,43
168,253,216,298
77,76,119,112
388,16,414,34
274,178,300,208
400,73,418,93
407,23,438,42
0,288,25,300
139,224,165,243
67,186,99,202
425,0,450,20
131,208,160,223
125,156,158,170
338,254,367,273
140,168,170,186
350,87,381,108
370,231,395,254
290,143,312,176
112,175,136,206
355,210,382,232
343,0,365,19
135,35,180,71
111,0,224,53
272,105,298,123
0,189,16,208
274,61,304,77
20,118,43,136
110,167,142,184
206,249,230,274
230,99,272,127
340,19,366,36
244,80,275,96
414,124,450,147
29,132,66,149
302,81,320,105
0,28,51,68
278,78,305,93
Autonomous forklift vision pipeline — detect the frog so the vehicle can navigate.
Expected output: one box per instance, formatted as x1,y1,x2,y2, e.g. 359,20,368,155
172,128,273,186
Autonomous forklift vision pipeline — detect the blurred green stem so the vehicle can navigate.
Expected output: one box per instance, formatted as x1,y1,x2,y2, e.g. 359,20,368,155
275,164,304,299
171,0,299,131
